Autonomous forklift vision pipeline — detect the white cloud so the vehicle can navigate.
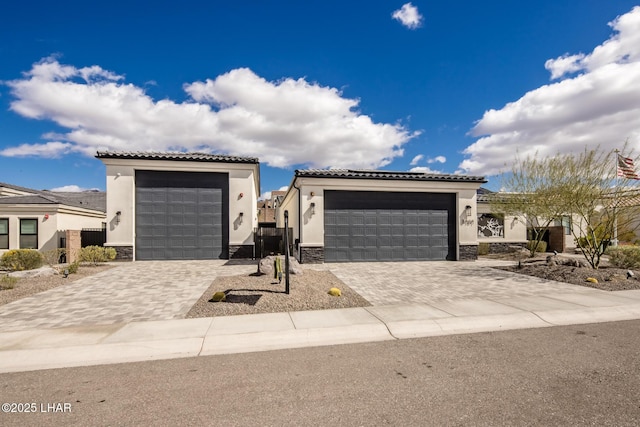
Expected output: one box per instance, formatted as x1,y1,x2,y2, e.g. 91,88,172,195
4,59,418,170
409,154,424,165
392,3,423,30
260,186,289,201
544,53,586,80
427,155,446,164
409,166,437,173
0,141,76,158
49,185,96,192
462,6,640,177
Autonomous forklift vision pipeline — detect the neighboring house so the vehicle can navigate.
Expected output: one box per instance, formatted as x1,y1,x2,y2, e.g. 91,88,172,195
276,169,486,263
96,151,260,261
257,190,287,227
477,188,577,253
0,182,106,255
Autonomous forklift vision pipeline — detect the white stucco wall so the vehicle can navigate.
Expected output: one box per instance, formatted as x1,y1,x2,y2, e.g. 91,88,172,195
477,202,528,244
0,206,105,254
229,169,258,245
99,158,259,254
277,176,484,257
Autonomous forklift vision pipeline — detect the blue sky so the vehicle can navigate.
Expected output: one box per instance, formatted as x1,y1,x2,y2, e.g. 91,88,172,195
1,1,639,196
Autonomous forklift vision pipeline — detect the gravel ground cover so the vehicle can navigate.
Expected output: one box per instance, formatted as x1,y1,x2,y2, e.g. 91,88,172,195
186,269,371,318
485,253,640,292
0,265,114,306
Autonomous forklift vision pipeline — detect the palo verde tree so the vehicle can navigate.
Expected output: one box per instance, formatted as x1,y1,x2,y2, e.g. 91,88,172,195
489,152,573,258
492,147,640,268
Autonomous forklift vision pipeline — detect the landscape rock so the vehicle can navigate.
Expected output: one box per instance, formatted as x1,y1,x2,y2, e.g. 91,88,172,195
546,255,588,268
8,266,57,279
258,255,303,276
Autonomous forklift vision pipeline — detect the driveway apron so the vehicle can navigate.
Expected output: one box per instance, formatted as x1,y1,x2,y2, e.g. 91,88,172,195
326,259,604,306
0,260,255,332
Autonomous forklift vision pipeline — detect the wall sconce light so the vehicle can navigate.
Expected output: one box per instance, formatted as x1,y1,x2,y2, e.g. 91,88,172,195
239,212,244,224
116,211,122,224
310,202,316,215
44,214,49,220
310,191,315,197
465,205,472,218
239,192,244,198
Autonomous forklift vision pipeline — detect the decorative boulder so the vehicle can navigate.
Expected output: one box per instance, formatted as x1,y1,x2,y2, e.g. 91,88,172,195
546,255,588,268
258,255,303,276
8,266,56,279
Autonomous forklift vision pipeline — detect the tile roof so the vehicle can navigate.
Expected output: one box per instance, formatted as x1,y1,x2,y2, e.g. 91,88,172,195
95,151,259,164
0,182,106,212
295,169,487,183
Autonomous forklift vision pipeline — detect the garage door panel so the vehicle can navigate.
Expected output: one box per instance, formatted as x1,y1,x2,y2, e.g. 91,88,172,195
324,190,455,262
135,171,228,260
405,236,419,247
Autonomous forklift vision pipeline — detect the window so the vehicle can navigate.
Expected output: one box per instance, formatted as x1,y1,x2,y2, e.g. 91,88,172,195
561,216,572,235
20,219,38,249
553,216,572,235
0,218,8,249
478,214,504,238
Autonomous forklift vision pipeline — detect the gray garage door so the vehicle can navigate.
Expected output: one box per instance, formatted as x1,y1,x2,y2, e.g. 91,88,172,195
135,171,228,260
324,191,455,262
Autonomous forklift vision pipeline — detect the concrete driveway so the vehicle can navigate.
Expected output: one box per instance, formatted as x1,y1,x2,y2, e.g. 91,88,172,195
0,258,609,333
0,260,256,332
324,259,602,306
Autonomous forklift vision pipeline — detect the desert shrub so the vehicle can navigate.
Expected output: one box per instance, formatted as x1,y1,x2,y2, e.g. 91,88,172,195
526,240,547,254
0,249,44,271
67,260,80,274
607,246,640,269
1,275,18,290
477,242,490,256
41,248,66,271
79,246,116,264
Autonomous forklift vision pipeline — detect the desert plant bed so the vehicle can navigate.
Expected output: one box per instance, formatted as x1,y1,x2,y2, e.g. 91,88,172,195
491,256,640,292
0,264,114,307
186,269,371,318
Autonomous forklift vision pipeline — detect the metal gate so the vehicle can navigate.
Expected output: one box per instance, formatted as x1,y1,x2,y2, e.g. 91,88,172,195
81,227,106,247
254,227,293,259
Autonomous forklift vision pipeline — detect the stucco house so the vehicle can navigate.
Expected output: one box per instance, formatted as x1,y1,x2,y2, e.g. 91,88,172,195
476,188,579,253
96,152,260,261
0,182,106,255
275,169,486,263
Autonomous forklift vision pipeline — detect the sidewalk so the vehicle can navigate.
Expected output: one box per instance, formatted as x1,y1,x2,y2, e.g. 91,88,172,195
2,288,640,373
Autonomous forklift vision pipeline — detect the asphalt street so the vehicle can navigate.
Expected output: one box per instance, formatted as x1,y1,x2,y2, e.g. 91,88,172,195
2,320,640,426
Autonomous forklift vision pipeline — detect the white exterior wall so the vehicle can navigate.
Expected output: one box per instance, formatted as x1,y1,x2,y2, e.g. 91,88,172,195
0,206,105,254
276,185,300,247
277,177,483,257
477,203,528,244
229,169,258,245
100,158,259,254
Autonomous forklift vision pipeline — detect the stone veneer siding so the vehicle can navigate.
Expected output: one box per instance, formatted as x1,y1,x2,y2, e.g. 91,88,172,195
300,246,324,264
108,245,133,261
459,244,478,261
229,244,254,259
486,242,527,254
65,230,81,264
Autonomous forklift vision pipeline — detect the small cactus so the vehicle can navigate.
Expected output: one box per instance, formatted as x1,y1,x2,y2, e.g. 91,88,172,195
328,287,341,297
210,292,226,302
